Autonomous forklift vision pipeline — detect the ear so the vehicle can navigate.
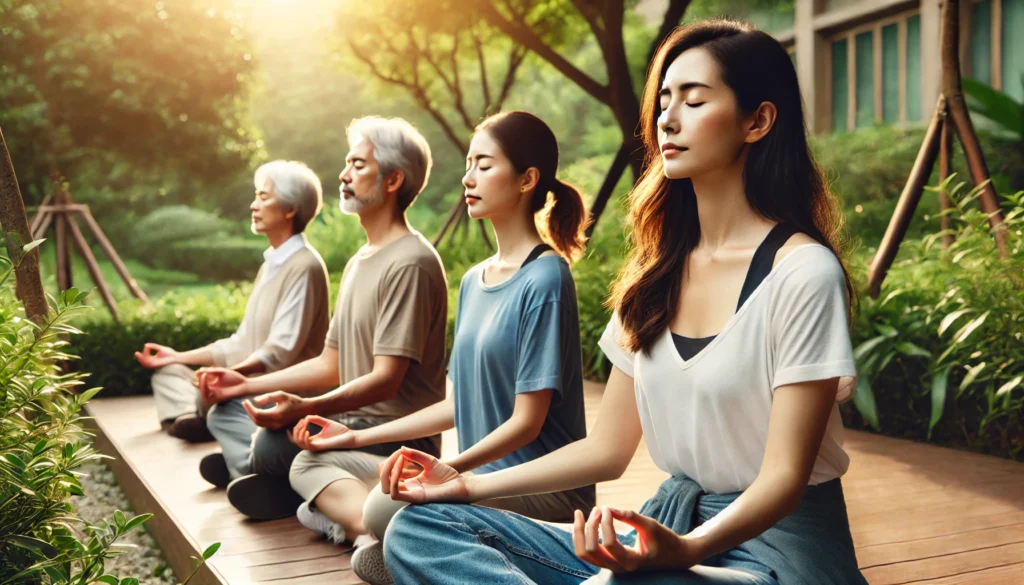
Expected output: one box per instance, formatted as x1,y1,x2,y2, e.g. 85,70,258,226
383,170,406,196
519,167,541,195
743,101,777,144
282,207,297,222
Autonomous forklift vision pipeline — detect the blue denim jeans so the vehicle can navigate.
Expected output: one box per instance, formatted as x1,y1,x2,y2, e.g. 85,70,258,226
384,504,777,585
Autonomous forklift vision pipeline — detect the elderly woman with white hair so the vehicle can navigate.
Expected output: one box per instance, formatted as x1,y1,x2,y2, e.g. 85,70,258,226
135,160,331,485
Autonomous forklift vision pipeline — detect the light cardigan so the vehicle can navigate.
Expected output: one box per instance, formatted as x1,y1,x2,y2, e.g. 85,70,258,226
207,238,330,372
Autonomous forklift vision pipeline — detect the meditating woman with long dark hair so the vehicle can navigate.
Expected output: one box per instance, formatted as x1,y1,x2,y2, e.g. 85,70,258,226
376,19,866,585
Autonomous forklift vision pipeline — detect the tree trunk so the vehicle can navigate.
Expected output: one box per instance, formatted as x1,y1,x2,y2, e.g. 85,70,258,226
0,127,48,324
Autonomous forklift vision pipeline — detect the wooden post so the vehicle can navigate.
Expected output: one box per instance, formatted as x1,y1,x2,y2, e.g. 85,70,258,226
66,213,119,321
868,96,945,297
79,208,149,303
432,198,467,247
940,0,1008,255
54,214,71,292
938,114,955,249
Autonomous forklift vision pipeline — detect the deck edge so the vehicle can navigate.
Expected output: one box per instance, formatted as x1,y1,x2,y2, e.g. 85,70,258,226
84,404,227,585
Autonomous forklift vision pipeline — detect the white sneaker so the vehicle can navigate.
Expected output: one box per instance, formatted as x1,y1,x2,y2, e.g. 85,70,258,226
295,501,346,545
352,539,393,585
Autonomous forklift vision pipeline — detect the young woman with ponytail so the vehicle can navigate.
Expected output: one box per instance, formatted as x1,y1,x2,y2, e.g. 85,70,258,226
287,110,595,584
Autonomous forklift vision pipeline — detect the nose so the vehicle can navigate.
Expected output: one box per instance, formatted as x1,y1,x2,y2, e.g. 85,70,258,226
250,198,260,211
462,168,475,189
658,104,679,135
339,166,352,184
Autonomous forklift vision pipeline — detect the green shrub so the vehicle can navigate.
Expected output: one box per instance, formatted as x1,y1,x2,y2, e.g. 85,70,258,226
812,124,1024,247
70,285,249,397
0,245,155,583
844,178,1024,460
128,206,266,282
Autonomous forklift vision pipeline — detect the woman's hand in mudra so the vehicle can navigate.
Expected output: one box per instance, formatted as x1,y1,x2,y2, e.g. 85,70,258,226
574,506,699,574
378,447,470,504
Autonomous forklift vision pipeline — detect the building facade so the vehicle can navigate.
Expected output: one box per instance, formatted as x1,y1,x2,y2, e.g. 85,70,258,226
773,0,1024,133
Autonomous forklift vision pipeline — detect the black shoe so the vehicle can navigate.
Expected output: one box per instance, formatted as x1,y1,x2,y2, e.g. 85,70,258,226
226,474,303,521
199,453,231,489
168,414,215,443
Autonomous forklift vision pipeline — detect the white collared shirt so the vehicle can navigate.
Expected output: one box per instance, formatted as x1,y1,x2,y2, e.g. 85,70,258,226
260,233,307,285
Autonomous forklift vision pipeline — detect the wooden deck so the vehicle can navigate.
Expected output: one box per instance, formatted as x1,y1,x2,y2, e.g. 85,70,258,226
85,381,1024,585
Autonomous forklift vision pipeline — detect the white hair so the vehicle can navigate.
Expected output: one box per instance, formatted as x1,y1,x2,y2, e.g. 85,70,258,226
253,160,323,233
346,116,432,211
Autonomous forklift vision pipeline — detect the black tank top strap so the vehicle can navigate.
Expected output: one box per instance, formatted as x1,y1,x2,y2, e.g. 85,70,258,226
736,223,798,312
521,243,554,269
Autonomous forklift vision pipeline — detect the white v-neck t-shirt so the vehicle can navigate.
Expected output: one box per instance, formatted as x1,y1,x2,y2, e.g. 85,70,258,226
598,244,857,494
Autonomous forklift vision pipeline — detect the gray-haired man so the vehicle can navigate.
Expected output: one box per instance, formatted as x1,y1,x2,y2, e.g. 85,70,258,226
197,117,448,526
135,160,332,452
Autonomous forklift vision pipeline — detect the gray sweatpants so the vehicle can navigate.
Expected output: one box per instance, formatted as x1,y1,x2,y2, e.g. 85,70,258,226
151,364,200,423
205,398,303,480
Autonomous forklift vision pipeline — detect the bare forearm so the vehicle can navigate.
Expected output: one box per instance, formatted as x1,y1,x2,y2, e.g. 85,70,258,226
244,354,338,396
685,471,805,561
307,372,395,417
229,356,267,377
355,399,455,447
444,416,538,474
466,435,629,501
174,348,216,367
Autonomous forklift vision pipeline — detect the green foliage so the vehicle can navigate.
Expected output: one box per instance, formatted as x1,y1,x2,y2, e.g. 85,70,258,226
0,0,262,208
963,75,1024,140
125,206,266,282
813,124,1024,246
69,285,249,397
0,245,154,582
847,178,1024,459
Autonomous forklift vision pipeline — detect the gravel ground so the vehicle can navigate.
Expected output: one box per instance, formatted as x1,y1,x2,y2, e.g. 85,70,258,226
72,462,178,585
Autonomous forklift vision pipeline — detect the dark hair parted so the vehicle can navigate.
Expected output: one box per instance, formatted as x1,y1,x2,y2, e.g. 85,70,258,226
610,19,854,354
476,111,590,262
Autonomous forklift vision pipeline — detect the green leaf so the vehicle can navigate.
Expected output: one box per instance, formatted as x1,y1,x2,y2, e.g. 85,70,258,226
124,513,153,532
996,375,1022,397
960,362,987,392
97,576,119,585
9,535,59,558
114,509,127,528
953,311,990,344
937,308,972,336
896,342,932,358
853,336,888,362
202,542,221,560
962,77,1024,139
119,578,140,585
928,367,951,438
874,324,899,338
22,238,45,254
852,377,880,430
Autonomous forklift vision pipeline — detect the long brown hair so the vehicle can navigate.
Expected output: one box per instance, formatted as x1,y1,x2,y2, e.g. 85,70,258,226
476,111,590,262
610,19,853,354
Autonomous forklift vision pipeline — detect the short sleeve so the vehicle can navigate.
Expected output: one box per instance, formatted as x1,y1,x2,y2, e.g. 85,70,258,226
325,308,341,349
374,264,438,362
250,272,316,371
598,312,635,378
770,249,857,390
515,300,565,396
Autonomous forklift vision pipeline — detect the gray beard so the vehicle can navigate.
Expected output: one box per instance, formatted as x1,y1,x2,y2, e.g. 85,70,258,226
339,181,384,215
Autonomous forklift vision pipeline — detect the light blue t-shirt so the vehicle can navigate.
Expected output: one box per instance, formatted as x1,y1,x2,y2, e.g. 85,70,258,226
450,256,591,490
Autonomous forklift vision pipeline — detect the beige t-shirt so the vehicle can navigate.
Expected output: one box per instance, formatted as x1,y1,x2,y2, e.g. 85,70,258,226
326,232,448,423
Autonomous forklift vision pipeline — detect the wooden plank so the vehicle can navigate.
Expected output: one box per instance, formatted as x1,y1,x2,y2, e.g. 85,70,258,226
848,32,857,132
256,570,363,585
874,26,884,122
992,0,1003,90
853,510,1024,548
85,406,226,585
862,541,1024,585
902,562,1024,585
898,17,907,122
857,523,1024,568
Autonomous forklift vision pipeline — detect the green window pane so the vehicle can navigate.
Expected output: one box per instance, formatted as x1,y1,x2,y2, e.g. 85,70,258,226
906,14,922,121
832,39,849,132
970,0,992,85
855,31,875,128
882,23,899,122
1004,0,1024,102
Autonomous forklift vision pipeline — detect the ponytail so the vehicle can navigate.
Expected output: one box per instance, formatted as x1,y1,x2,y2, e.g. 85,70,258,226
535,179,589,263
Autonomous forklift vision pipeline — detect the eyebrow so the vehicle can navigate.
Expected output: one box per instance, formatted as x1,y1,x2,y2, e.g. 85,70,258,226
346,156,366,164
466,154,494,162
659,81,712,95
